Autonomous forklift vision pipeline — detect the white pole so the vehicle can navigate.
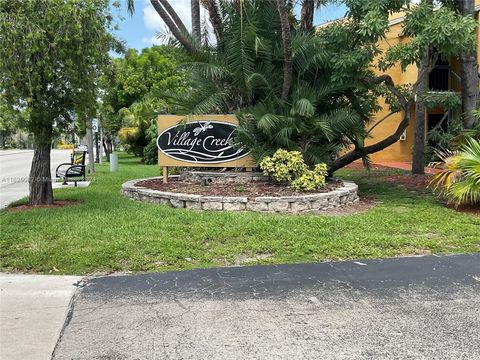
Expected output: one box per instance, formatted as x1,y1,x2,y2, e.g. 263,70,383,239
99,120,103,165
86,119,94,173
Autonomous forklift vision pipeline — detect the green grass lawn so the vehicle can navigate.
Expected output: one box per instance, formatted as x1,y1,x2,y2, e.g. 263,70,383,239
1,152,479,275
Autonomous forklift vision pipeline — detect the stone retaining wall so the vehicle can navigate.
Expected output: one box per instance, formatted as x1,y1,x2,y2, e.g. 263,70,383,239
122,177,359,213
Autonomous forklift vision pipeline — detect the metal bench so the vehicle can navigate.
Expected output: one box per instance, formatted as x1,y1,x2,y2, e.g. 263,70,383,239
55,150,86,186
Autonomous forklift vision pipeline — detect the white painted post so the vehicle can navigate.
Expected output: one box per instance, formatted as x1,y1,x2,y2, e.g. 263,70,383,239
99,121,103,165
110,153,118,172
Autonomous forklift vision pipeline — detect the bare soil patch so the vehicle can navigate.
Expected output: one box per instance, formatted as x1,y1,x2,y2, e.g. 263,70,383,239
7,200,81,212
135,178,343,199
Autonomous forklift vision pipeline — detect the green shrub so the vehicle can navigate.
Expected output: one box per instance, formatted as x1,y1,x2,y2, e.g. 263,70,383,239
259,149,307,184
142,122,158,165
260,149,327,192
291,164,328,192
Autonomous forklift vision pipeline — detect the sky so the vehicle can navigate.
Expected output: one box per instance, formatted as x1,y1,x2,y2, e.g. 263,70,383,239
112,0,347,52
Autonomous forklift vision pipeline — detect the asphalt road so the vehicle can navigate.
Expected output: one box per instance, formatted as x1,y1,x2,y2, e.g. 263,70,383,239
0,149,71,208
53,254,480,360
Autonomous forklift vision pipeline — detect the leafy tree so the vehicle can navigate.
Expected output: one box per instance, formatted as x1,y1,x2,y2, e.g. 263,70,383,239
117,95,166,160
108,46,187,108
97,102,121,159
0,95,27,147
0,0,118,204
379,0,478,174
99,45,188,162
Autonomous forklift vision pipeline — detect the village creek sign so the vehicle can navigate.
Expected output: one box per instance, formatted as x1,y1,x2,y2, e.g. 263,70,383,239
157,115,256,182
157,121,249,163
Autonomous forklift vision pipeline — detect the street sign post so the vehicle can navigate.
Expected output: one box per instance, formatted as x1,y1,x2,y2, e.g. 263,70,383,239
92,119,99,133
92,119,100,163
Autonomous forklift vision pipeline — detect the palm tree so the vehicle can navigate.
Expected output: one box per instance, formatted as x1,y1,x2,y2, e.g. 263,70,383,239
191,0,201,41
300,0,327,32
275,0,293,101
162,1,374,169
131,0,427,173
300,0,314,31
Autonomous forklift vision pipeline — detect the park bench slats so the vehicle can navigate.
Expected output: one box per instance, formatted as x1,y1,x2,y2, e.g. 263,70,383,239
55,150,87,187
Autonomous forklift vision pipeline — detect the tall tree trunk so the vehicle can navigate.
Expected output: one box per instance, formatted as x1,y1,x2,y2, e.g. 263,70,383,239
29,143,53,205
104,138,113,159
86,118,94,173
275,0,293,101
102,139,109,160
191,0,201,41
201,0,222,43
412,47,430,175
456,0,479,129
150,0,197,55
300,0,314,31
157,0,189,34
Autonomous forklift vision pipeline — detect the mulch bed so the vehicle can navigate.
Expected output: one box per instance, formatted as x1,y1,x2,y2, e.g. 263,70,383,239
135,178,343,199
344,162,393,171
380,173,433,192
446,203,480,216
7,200,81,212
377,173,480,216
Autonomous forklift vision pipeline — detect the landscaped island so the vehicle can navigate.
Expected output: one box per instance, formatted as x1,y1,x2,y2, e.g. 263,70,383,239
1,153,478,275
122,171,359,213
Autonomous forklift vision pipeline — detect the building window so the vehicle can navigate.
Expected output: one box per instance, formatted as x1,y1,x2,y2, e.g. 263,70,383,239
428,58,450,91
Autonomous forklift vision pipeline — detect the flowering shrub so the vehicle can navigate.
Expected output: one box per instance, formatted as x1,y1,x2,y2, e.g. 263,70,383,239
260,149,328,191
259,149,307,183
291,164,328,192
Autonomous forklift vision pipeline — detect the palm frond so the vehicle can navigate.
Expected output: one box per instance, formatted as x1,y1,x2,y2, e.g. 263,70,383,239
292,98,315,117
429,137,480,206
183,61,230,80
257,113,282,132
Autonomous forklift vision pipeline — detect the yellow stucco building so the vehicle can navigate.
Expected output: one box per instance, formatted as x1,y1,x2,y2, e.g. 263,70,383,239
366,2,480,163
319,3,480,163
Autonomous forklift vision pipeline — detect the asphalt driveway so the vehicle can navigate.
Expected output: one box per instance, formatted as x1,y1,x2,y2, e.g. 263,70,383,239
53,254,480,359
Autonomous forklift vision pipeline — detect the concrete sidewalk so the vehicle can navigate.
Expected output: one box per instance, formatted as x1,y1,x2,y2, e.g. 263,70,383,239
0,274,82,360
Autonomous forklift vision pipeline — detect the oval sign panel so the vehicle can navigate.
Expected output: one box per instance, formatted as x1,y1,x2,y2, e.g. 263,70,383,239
157,121,250,164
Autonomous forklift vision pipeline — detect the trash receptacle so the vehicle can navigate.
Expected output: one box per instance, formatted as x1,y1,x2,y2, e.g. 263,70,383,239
110,153,118,172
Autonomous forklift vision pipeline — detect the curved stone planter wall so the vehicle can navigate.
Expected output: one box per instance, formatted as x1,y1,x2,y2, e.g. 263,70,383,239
122,177,359,213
